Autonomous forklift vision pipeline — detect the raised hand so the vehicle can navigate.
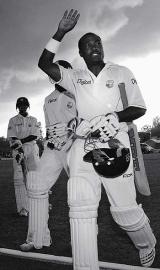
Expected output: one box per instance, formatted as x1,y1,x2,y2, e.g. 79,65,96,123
58,9,80,35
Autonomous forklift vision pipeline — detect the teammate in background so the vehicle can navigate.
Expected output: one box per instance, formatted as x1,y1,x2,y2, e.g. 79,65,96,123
38,9,156,268
20,61,78,251
7,97,40,217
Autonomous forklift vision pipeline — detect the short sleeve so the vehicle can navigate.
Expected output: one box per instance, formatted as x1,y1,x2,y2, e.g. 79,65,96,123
57,66,76,95
7,119,17,138
122,67,146,109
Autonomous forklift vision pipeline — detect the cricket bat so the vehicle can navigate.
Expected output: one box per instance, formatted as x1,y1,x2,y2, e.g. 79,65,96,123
118,82,151,196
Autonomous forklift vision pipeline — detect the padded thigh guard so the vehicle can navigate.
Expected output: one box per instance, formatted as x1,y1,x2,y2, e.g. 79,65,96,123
26,171,51,249
68,177,100,270
110,204,156,250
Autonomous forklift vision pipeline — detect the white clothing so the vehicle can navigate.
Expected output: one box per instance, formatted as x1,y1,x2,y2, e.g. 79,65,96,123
7,113,40,213
56,63,155,270
25,89,77,248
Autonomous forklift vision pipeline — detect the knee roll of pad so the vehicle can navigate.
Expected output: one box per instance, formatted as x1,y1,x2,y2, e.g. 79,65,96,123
14,166,23,180
14,177,25,186
27,171,49,199
110,204,147,231
70,205,98,219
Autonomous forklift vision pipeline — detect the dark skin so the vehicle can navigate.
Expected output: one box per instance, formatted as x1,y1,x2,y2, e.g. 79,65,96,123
38,9,146,123
11,104,37,146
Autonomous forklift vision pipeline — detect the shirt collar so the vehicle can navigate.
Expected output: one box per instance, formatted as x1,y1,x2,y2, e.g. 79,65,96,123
87,61,112,79
18,113,29,118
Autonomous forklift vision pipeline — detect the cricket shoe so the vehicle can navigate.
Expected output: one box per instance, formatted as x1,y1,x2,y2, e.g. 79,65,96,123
20,242,35,252
139,247,155,267
49,203,52,211
18,208,29,217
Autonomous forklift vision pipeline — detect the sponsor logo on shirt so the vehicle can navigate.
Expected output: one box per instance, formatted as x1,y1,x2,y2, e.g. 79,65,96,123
131,78,137,84
77,79,91,85
123,173,133,178
106,80,114,88
48,98,57,103
67,102,73,109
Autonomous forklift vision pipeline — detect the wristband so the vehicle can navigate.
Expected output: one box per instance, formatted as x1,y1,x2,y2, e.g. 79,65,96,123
45,38,60,54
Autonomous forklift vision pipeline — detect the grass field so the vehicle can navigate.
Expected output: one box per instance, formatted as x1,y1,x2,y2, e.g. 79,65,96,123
0,156,160,269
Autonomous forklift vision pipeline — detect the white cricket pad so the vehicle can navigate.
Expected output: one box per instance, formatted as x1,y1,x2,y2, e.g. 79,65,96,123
110,204,156,250
68,176,100,270
70,217,99,270
14,178,29,213
127,221,156,251
26,171,51,249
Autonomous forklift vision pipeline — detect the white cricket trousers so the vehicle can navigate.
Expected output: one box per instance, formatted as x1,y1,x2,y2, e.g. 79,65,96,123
67,131,156,270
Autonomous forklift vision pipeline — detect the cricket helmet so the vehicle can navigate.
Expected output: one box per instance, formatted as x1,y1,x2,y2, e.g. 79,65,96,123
16,97,30,109
83,135,130,178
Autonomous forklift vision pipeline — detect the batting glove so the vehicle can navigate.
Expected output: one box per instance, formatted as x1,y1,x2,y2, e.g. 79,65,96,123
10,139,23,150
75,119,92,138
47,135,68,151
47,123,69,139
90,113,120,142
15,147,24,164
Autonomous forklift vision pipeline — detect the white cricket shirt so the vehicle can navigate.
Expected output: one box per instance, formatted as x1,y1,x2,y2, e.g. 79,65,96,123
58,62,146,130
43,89,77,127
7,114,39,140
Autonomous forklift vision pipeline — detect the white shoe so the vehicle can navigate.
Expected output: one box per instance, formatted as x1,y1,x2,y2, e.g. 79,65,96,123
49,203,52,211
20,242,35,252
18,208,28,217
139,248,155,267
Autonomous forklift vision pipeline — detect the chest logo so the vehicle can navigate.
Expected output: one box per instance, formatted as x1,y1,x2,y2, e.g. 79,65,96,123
67,102,73,109
48,98,57,103
131,78,137,84
77,79,91,85
106,80,114,88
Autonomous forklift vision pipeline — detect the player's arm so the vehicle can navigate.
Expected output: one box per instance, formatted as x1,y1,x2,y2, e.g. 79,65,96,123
7,119,21,149
116,106,146,123
19,118,39,144
116,67,147,123
9,135,36,152
20,135,37,144
7,119,17,139
38,9,80,82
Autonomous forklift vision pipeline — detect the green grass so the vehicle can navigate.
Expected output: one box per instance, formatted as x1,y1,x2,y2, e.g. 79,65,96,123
0,156,160,269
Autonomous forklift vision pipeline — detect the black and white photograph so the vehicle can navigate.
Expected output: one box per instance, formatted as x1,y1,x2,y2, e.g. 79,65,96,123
0,1,160,269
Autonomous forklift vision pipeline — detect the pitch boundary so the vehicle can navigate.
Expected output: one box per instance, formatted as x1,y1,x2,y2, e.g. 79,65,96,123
0,248,159,270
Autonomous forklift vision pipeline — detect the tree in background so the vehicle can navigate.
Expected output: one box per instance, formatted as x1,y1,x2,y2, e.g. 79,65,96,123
152,116,160,128
141,124,152,133
140,116,160,143
0,137,12,158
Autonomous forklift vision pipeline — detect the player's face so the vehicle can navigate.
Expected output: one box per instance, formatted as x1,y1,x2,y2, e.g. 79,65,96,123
80,35,104,64
18,104,28,116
